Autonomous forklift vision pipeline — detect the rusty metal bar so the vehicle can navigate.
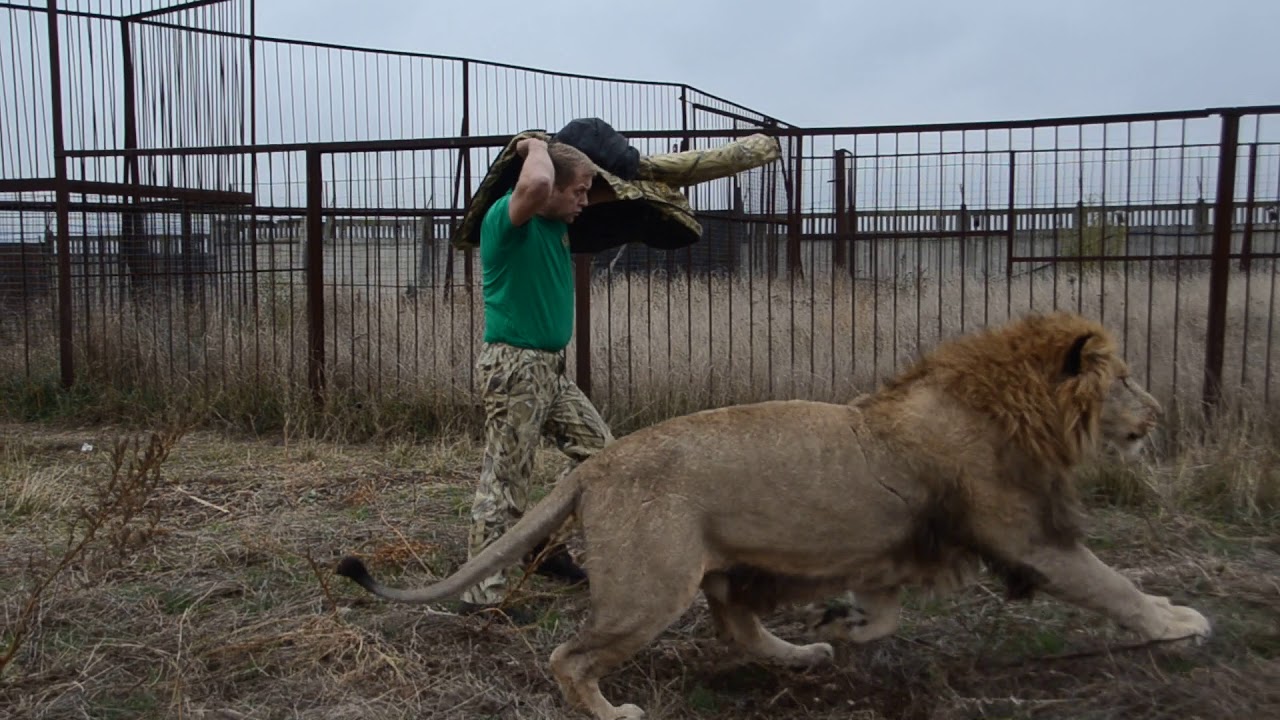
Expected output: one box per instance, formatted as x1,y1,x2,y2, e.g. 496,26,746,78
688,102,770,128
679,86,689,151
1240,142,1258,272
125,0,231,22
62,134,521,158
1009,252,1254,263
61,108,1280,159
118,26,141,187
305,148,325,406
180,209,194,302
1203,110,1241,411
833,149,848,271
0,177,255,204
0,178,58,192
796,106,1280,137
462,59,477,388
1006,150,1017,283
117,17,151,299
74,180,250,204
46,0,74,388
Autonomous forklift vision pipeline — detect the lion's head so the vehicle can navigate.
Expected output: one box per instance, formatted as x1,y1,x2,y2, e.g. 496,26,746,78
1097,374,1162,460
876,311,1160,469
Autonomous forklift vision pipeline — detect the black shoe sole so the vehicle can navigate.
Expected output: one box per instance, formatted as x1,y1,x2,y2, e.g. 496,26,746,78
527,541,589,586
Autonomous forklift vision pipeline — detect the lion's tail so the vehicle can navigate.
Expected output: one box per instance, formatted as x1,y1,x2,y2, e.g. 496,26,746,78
334,472,582,605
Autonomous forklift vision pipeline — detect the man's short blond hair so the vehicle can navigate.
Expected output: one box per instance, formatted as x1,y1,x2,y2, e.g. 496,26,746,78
546,142,597,189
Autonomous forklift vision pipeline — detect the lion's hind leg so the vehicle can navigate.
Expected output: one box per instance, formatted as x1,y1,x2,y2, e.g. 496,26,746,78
549,519,707,720
702,572,835,668
551,582,700,720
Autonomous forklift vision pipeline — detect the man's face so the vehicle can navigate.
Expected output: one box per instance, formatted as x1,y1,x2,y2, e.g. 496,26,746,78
543,170,593,224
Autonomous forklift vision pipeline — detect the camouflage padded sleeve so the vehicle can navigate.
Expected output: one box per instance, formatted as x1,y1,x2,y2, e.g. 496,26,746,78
452,125,782,255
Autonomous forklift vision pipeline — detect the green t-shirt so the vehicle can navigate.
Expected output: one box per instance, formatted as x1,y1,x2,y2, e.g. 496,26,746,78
480,191,575,351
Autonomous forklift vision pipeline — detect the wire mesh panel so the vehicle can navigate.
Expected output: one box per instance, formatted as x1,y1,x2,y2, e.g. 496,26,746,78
2,3,56,180
581,125,795,427
0,193,56,381
579,111,1280,429
28,149,304,400
312,147,478,415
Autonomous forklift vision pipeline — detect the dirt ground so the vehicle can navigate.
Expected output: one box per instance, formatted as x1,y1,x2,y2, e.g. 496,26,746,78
1,422,1278,719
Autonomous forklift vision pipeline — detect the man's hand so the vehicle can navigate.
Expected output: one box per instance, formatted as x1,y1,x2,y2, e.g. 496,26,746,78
515,137,546,159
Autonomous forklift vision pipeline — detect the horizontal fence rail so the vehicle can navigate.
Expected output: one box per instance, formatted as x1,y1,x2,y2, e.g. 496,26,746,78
2,1,1279,435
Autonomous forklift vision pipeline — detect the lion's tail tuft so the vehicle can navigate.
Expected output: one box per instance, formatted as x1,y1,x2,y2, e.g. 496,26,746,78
333,471,583,605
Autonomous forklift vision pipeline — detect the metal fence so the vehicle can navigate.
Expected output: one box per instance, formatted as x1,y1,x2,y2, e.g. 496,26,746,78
2,1,1279,430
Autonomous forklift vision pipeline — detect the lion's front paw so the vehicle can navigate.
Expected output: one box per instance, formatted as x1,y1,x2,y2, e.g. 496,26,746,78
1162,605,1211,644
1143,595,1211,645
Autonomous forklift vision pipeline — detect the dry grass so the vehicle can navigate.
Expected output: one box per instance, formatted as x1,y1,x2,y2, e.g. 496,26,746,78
1,415,1277,720
1,261,1277,717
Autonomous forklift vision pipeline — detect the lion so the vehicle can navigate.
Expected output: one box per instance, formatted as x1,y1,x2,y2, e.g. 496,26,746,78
335,311,1211,720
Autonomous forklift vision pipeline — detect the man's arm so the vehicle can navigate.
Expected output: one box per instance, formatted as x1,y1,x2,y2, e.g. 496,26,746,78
508,138,554,226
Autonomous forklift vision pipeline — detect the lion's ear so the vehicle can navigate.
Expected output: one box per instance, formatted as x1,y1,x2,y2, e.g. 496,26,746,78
1062,333,1093,377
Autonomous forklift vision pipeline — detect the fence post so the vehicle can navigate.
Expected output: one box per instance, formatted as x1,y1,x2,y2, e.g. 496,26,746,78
574,255,592,398
461,59,474,291
118,18,150,298
1202,110,1241,412
46,0,74,388
787,134,804,277
1240,142,1258,273
833,149,848,272
1005,150,1017,285
679,85,690,152
306,149,326,406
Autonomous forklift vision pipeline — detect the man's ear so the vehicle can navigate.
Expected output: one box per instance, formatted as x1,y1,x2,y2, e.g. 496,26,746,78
1062,333,1093,378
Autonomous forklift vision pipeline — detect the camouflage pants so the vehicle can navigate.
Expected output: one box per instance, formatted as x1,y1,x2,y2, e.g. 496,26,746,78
460,341,614,606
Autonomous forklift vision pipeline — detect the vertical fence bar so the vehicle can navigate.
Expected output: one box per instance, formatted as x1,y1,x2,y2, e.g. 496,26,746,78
1202,110,1241,411
306,148,326,405
46,0,74,388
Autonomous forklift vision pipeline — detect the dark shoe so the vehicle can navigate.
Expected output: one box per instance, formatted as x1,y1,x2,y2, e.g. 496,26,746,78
457,600,538,626
527,541,589,586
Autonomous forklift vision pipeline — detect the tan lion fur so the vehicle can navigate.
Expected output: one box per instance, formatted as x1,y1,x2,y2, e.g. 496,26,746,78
336,311,1209,720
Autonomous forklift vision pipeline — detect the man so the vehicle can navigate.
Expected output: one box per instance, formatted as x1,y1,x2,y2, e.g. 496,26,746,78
459,137,615,616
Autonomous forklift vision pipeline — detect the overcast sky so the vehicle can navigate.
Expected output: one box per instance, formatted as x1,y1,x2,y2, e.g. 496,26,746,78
255,0,1278,129
3,0,1277,231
